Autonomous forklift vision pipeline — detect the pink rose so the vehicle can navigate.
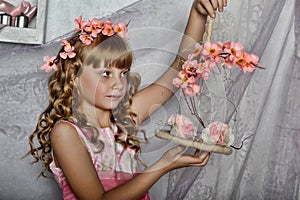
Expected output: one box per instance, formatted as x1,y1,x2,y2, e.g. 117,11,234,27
201,121,234,146
168,114,196,139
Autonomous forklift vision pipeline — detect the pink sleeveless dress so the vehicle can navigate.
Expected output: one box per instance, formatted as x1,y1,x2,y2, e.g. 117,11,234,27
49,120,150,200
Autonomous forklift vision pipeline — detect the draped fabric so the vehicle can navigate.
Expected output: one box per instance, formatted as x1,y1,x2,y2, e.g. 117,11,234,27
0,0,299,199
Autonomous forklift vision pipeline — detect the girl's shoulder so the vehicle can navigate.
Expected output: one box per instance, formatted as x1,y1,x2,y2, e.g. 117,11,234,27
50,118,85,144
52,117,77,132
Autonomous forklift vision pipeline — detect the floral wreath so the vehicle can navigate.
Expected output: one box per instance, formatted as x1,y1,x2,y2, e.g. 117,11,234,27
155,17,264,155
41,16,128,73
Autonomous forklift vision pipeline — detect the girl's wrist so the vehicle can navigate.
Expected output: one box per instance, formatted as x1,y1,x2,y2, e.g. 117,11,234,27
144,158,175,175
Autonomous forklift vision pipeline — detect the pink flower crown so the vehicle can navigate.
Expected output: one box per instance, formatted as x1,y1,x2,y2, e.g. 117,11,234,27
41,16,128,73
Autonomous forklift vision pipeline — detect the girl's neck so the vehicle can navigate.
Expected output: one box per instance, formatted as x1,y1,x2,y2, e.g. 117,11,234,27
76,105,112,128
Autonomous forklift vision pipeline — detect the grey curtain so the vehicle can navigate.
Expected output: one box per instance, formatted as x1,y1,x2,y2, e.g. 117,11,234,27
0,0,299,199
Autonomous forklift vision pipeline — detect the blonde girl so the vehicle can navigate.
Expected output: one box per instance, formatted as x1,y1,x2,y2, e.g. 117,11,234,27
29,0,227,199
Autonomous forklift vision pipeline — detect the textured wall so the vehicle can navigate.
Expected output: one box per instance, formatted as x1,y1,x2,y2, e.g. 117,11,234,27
45,0,140,42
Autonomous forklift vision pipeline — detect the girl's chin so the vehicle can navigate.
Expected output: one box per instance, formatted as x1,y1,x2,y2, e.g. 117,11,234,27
101,101,122,110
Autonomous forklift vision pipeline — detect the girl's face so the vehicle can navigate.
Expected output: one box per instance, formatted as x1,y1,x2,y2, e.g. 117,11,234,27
75,63,129,111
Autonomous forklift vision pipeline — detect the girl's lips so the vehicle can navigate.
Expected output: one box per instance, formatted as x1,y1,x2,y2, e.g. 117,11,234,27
106,95,123,99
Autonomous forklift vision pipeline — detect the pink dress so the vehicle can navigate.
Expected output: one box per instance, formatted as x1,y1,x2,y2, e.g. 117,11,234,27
49,120,150,200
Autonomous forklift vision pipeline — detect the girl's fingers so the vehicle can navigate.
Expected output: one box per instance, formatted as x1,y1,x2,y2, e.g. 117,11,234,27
191,152,210,166
224,0,228,7
194,149,200,157
198,152,210,161
217,0,224,12
195,2,209,16
209,0,218,11
197,0,216,18
194,0,228,18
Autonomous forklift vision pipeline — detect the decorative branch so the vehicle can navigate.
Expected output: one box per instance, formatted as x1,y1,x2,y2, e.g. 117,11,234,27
155,130,233,155
205,18,215,42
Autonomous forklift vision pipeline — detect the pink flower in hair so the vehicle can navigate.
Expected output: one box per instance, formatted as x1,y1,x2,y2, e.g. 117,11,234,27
79,33,93,45
113,22,128,38
74,16,86,32
59,39,76,59
96,20,105,30
102,24,114,36
85,18,102,38
41,56,58,72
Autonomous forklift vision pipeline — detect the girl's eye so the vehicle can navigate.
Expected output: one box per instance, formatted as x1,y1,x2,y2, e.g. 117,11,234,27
121,71,129,77
100,71,111,77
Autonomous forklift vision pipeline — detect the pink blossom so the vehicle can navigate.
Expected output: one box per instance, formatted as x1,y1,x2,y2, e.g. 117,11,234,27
221,42,245,68
79,33,94,45
223,42,244,57
202,42,223,64
172,77,183,88
85,19,102,38
182,60,198,76
201,121,234,146
183,84,200,97
102,24,114,36
59,39,76,59
241,53,259,73
172,70,190,88
74,15,86,32
41,56,58,72
113,22,128,39
196,63,210,80
168,114,195,139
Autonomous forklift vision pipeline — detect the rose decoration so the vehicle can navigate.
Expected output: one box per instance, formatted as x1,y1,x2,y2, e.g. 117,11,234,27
168,114,196,139
201,121,234,147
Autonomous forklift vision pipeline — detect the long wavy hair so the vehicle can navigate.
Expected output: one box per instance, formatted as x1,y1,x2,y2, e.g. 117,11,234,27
29,32,145,176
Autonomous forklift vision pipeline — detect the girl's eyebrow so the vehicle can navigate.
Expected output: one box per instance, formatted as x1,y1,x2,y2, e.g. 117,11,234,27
94,68,110,72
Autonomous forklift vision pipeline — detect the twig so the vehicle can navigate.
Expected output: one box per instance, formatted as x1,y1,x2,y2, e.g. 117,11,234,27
205,18,215,42
155,130,233,155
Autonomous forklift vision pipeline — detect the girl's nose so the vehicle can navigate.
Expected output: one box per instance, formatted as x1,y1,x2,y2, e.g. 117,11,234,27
112,76,124,90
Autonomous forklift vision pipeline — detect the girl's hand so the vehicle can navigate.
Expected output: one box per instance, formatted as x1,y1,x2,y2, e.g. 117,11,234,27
158,146,210,171
193,0,228,18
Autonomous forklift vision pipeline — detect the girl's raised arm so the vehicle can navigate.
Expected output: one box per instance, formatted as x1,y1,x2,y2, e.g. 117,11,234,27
131,0,227,125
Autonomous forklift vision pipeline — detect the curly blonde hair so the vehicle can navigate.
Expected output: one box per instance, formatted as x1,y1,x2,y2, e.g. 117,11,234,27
29,32,145,176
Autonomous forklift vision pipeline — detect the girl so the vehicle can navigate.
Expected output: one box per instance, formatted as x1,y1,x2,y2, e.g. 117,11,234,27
29,0,227,199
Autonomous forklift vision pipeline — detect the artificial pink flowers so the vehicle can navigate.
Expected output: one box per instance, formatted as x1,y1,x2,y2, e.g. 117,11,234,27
41,56,58,72
41,16,128,73
201,121,235,147
59,39,76,59
173,41,260,96
168,114,196,139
